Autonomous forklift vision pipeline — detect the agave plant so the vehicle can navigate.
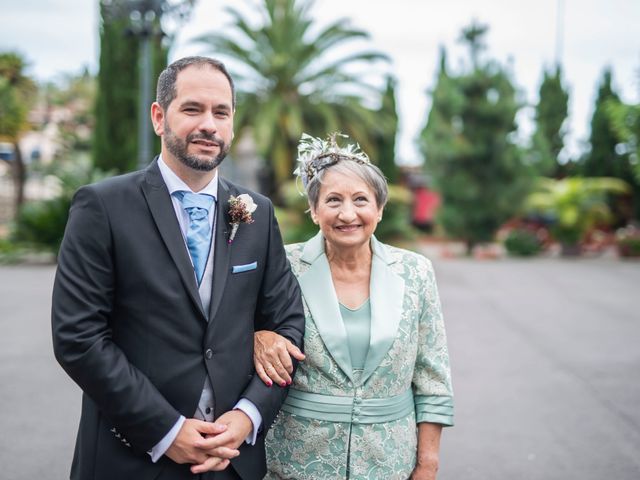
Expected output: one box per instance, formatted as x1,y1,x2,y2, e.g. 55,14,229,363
526,177,630,253
194,0,389,197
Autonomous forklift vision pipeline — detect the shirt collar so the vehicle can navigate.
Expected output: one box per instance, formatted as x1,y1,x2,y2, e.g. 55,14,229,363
158,155,218,199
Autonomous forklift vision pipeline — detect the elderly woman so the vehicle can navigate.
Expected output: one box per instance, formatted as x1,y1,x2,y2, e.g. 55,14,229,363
254,133,454,480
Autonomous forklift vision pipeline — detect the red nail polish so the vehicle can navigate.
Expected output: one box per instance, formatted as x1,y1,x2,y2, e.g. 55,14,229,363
281,381,287,387
287,380,292,386
267,380,272,387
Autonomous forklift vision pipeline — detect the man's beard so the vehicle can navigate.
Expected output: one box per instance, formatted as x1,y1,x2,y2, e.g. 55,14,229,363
164,123,230,172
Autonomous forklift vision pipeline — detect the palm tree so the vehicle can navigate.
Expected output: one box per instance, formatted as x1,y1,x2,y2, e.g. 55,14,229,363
194,0,389,198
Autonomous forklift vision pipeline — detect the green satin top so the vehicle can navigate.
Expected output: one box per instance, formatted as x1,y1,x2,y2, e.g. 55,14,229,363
339,299,371,371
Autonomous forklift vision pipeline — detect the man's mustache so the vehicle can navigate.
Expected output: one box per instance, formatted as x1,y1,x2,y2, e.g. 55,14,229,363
187,133,226,145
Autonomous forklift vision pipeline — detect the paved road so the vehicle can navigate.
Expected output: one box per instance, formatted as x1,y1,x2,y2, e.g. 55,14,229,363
1,259,639,479
436,258,640,480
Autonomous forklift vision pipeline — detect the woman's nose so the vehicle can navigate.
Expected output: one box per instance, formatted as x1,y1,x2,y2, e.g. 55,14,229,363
338,203,356,221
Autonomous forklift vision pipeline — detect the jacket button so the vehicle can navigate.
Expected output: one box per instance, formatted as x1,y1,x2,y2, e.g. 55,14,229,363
205,349,213,360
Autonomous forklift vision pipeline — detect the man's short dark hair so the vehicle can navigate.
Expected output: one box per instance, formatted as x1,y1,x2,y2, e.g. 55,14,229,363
156,56,236,110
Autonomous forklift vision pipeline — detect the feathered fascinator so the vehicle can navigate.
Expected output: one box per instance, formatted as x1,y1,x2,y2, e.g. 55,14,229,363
294,132,371,191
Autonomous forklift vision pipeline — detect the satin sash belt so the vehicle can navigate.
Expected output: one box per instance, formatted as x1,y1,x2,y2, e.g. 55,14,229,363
281,388,414,424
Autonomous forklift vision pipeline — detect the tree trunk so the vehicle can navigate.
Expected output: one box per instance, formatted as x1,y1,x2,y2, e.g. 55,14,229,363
466,239,475,256
12,140,25,216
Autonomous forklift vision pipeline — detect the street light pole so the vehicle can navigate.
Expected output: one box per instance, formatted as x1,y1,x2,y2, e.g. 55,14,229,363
129,3,162,171
138,32,153,170
101,0,195,171
132,8,157,171
555,0,565,67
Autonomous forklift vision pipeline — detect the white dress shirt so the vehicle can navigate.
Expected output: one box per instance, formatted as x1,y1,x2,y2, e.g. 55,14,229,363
149,156,262,462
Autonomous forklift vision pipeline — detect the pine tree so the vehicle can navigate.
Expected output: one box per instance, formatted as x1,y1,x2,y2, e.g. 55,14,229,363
530,65,569,176
420,25,532,253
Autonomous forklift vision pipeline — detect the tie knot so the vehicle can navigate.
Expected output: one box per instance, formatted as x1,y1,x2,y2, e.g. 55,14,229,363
175,191,215,216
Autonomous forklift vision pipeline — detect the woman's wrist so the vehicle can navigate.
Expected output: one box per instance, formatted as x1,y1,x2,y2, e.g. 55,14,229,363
416,452,439,471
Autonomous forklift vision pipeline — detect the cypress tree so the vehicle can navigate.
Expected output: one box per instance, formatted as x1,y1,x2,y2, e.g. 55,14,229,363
420,25,532,253
580,69,628,178
531,65,569,177
374,76,399,183
580,68,638,220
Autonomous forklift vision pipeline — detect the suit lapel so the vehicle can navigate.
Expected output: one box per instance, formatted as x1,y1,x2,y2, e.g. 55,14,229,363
141,159,207,320
360,236,405,384
208,177,232,322
299,233,354,381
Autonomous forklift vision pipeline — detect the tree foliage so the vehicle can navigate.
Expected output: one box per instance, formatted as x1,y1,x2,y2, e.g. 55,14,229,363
43,69,96,154
195,0,390,199
530,65,569,176
604,98,640,218
0,51,37,212
419,26,532,252
373,76,399,183
606,100,640,182
579,68,639,219
580,69,628,177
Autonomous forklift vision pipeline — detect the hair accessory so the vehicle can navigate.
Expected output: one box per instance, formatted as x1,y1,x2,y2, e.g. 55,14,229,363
294,132,371,191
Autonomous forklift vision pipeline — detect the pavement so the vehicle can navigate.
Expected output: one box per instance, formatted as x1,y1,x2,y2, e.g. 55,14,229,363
1,258,639,479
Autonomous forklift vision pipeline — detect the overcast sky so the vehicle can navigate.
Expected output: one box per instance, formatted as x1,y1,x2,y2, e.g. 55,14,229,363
1,0,639,165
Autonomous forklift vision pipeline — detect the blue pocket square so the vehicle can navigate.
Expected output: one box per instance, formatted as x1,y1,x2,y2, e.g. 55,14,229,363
232,261,258,273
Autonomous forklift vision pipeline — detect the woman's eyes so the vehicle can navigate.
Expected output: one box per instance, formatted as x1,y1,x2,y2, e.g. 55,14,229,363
325,196,369,204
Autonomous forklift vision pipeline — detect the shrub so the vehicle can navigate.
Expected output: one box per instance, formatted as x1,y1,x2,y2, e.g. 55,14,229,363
12,155,113,254
615,224,640,258
503,228,543,257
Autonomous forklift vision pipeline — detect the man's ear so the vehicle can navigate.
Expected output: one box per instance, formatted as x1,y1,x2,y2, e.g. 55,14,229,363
151,102,165,136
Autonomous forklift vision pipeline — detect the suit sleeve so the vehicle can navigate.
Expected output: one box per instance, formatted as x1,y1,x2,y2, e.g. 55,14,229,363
412,258,455,426
241,200,305,430
51,186,181,453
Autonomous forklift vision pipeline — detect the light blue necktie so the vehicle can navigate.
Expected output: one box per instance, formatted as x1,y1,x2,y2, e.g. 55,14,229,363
174,191,215,285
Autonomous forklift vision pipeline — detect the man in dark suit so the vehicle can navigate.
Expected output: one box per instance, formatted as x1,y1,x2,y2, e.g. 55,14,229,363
52,56,304,479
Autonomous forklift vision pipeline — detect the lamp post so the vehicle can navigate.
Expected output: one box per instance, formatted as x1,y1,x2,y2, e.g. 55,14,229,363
101,0,195,170
127,2,162,170
555,0,565,67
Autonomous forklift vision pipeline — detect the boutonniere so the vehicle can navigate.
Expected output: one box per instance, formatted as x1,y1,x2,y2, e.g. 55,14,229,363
228,194,257,244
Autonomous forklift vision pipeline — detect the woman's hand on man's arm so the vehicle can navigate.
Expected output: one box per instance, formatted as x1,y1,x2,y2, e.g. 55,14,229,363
254,331,306,387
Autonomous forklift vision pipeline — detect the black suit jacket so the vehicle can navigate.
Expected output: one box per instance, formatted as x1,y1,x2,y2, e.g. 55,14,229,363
52,159,304,480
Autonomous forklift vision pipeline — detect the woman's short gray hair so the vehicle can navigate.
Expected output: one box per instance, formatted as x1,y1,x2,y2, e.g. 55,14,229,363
306,157,388,209
294,133,389,209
